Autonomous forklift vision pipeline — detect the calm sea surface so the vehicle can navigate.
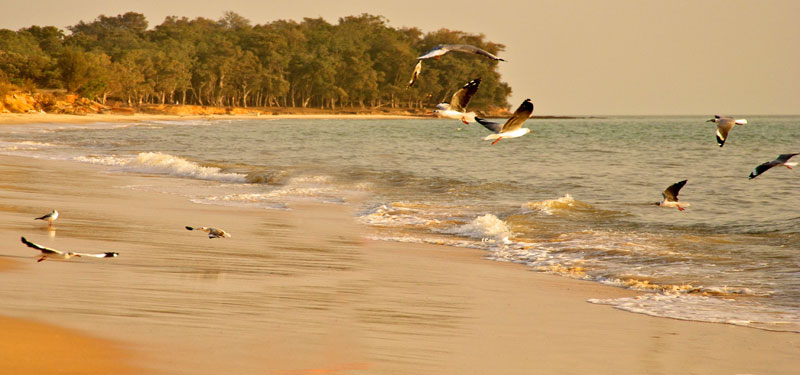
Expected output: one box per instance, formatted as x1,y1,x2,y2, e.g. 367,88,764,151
1,116,798,332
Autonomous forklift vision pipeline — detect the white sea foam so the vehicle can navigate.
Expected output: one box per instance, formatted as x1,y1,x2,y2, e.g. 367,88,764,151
197,174,346,208
442,214,511,242
0,140,60,152
73,154,132,166
121,152,247,182
358,203,438,227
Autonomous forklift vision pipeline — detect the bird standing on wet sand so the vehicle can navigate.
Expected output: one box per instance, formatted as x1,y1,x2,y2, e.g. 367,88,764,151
655,180,690,211
34,209,58,227
707,115,747,147
21,236,119,262
186,226,232,239
749,153,798,179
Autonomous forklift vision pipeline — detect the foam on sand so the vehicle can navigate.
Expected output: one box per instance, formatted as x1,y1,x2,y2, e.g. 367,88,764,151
589,293,800,332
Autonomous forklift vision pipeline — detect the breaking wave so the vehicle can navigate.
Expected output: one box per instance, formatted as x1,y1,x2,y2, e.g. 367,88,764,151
441,214,512,242
522,194,592,215
121,152,247,182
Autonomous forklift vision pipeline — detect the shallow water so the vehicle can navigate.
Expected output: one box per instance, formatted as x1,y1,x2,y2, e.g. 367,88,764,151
1,116,798,332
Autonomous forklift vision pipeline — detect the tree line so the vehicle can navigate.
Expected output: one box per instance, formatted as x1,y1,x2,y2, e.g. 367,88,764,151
0,12,511,110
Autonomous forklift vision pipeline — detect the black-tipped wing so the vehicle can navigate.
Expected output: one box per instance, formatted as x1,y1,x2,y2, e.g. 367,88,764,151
21,236,61,255
715,118,735,147
501,99,534,133
186,226,195,231
748,153,798,179
34,211,55,220
450,78,481,111
662,180,688,202
475,117,503,134
407,60,422,88
749,161,778,179
74,251,119,258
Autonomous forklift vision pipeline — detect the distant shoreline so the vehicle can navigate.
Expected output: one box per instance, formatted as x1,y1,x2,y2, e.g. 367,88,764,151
0,111,599,125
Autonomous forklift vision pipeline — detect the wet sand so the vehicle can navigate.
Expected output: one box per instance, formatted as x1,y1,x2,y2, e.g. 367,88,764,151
0,316,138,375
0,154,798,374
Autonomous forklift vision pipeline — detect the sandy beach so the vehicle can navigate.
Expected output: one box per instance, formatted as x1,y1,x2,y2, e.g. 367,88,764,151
1,149,798,374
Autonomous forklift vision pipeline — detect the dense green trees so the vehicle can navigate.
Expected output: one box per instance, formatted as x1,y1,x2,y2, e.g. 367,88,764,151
0,12,511,110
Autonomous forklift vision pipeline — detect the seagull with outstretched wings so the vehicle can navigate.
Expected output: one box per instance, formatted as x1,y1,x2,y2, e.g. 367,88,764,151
408,44,504,88
418,44,505,61
21,236,119,262
475,99,534,145
655,180,689,211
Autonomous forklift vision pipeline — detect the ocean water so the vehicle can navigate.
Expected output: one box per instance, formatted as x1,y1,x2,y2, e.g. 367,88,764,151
1,116,798,332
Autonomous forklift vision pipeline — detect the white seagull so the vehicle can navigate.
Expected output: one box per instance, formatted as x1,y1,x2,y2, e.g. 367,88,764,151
655,180,689,211
418,44,506,61
749,153,798,179
475,99,534,145
433,78,482,124
408,44,504,88
34,209,58,227
186,226,231,239
21,236,119,262
707,115,747,147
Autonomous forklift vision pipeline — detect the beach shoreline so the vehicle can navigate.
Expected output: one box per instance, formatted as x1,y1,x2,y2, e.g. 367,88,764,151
0,111,428,125
0,141,798,374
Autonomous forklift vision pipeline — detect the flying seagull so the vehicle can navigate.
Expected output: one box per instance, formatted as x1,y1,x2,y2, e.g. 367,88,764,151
655,180,689,211
21,236,119,262
749,153,798,179
433,78,482,124
418,44,506,61
475,99,534,145
186,226,231,239
407,60,422,87
408,44,504,88
707,115,747,147
34,209,58,227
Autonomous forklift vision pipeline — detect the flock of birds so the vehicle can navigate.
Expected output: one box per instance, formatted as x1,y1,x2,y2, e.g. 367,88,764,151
408,44,535,145
653,118,797,210
15,43,797,261
21,209,231,262
408,44,797,209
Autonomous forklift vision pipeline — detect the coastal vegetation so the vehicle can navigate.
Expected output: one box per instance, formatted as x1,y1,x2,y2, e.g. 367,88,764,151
0,12,511,112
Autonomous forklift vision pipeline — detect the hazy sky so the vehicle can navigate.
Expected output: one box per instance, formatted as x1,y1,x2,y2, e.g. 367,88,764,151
2,0,798,115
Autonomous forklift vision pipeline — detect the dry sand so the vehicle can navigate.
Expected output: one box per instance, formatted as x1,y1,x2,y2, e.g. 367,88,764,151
0,153,798,375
